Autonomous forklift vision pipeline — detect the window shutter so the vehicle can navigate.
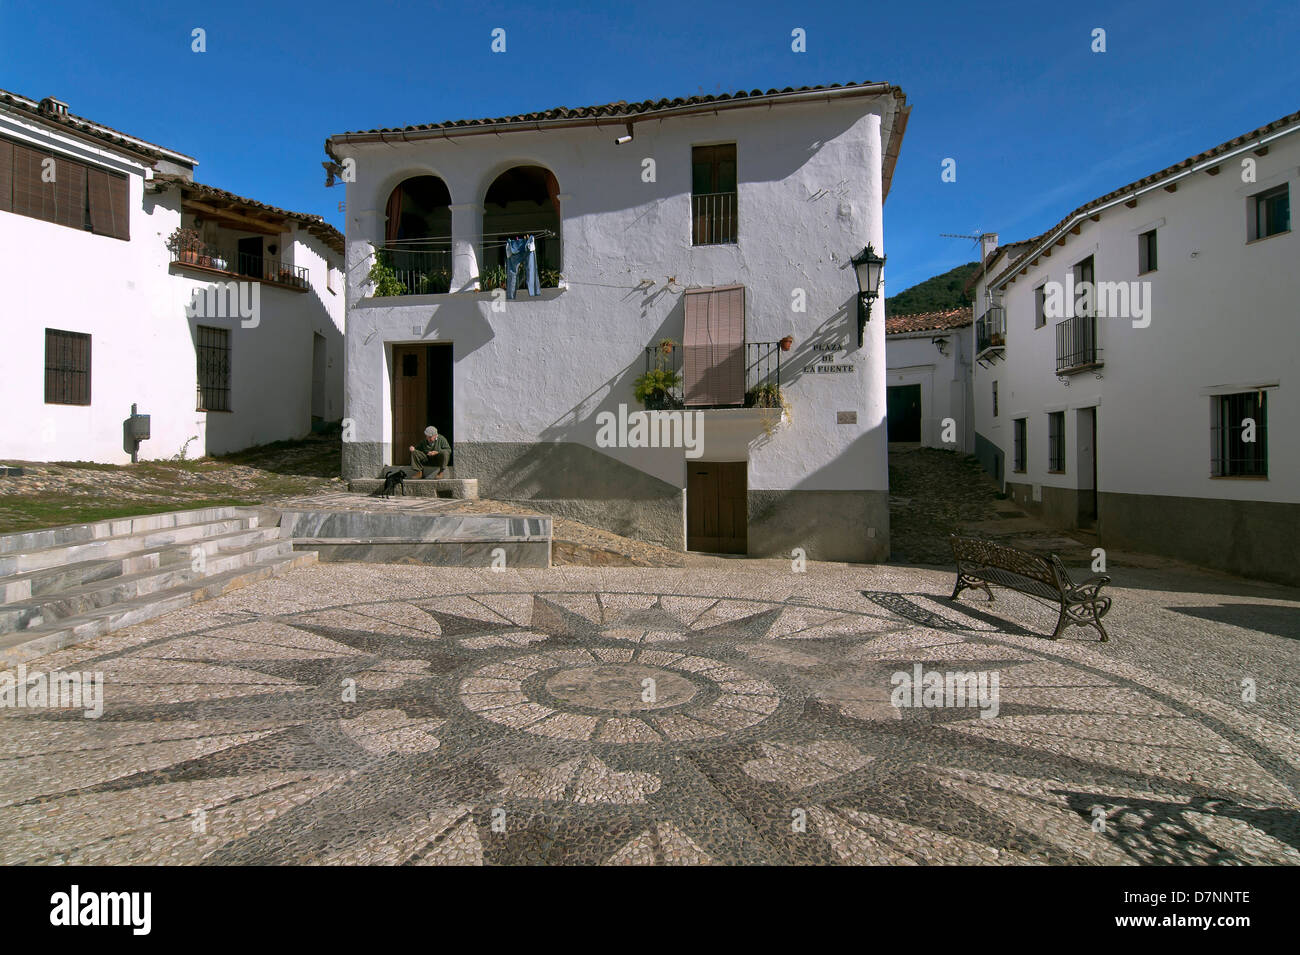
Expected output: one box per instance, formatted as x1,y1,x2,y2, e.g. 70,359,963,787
11,142,54,222
51,156,87,231
0,139,12,213
683,285,745,406
88,168,129,240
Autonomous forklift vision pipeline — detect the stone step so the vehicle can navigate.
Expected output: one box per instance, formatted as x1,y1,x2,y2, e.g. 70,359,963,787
346,478,478,500
0,506,252,556
0,537,296,636
0,550,318,667
0,525,285,605
0,516,258,576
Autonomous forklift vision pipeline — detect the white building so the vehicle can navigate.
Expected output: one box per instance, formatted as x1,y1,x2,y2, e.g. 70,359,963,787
970,110,1300,585
0,90,345,465
327,82,910,560
884,307,973,452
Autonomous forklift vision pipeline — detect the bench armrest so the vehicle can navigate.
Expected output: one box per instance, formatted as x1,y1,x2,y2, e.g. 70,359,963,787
1066,574,1110,599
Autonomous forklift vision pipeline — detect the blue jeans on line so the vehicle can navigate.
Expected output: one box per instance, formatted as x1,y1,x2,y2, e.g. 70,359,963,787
505,236,539,299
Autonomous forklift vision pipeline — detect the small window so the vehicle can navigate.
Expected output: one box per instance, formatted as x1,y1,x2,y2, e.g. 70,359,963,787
1048,411,1065,472
1034,285,1046,328
1250,185,1290,241
401,353,419,376
326,263,334,293
1013,418,1027,472
1138,229,1157,274
45,329,91,405
196,325,231,412
691,143,737,245
992,380,999,417
1212,391,1268,477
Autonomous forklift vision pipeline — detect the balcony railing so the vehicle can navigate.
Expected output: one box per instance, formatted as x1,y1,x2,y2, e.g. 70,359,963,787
172,244,309,290
1055,315,1102,373
976,305,1006,354
641,341,781,409
691,191,738,245
375,246,452,295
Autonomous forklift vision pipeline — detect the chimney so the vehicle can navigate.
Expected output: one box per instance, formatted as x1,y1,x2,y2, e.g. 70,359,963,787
979,232,999,262
39,97,69,118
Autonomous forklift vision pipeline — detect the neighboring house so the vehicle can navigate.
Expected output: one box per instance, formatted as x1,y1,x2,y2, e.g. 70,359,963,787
0,90,345,465
970,110,1300,585
327,81,910,560
884,307,973,452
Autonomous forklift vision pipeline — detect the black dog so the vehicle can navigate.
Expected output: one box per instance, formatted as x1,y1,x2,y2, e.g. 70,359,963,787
372,468,406,499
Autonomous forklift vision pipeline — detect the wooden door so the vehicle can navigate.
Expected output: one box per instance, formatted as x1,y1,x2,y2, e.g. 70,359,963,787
392,345,426,466
687,461,747,554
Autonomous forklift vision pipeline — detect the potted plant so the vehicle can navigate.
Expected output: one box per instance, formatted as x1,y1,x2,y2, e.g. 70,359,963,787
634,338,683,410
367,247,406,297
780,335,794,352
166,226,205,264
745,383,784,409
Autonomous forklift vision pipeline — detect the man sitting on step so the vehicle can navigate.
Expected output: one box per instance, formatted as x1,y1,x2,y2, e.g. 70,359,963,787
410,426,451,479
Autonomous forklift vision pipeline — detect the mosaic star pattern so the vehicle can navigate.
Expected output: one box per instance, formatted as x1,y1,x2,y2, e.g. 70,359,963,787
2,572,1298,865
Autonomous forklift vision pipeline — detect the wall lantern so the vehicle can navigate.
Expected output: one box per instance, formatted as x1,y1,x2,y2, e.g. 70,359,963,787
851,243,885,347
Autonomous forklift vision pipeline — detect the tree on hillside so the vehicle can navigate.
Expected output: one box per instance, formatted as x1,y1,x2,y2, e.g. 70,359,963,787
886,262,978,315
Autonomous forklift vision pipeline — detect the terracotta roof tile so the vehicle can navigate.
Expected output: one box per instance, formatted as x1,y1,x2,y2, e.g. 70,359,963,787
0,88,195,164
886,307,972,335
154,175,344,254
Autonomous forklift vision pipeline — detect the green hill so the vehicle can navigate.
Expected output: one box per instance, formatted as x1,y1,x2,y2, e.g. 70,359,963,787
886,262,978,315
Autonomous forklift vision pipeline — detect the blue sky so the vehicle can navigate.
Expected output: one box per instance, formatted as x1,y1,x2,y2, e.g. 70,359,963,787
2,0,1295,292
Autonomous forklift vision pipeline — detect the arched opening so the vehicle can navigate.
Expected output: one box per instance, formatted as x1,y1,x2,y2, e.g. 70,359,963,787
378,175,452,295
481,165,562,291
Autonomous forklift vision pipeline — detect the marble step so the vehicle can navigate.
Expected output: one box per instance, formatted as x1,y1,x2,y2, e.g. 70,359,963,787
0,550,319,666
0,525,285,605
346,478,478,500
0,516,258,576
0,506,253,556
0,538,296,636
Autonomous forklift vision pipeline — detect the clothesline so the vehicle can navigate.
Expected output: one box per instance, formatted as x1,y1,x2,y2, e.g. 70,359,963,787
382,229,556,248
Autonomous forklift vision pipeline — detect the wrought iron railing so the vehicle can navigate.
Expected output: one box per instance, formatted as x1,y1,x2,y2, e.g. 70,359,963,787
691,191,738,245
1055,315,1102,373
640,341,781,409
172,244,309,290
976,305,1006,353
376,246,452,295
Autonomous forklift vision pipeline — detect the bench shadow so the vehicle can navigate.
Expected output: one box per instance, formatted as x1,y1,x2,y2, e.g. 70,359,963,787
861,590,1038,638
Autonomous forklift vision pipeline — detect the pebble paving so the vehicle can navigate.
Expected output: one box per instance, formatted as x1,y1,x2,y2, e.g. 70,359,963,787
2,561,1298,865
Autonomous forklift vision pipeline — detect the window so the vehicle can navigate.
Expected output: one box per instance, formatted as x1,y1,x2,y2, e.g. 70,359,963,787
691,144,737,245
1013,418,1027,472
1212,391,1268,477
1250,185,1290,241
1034,284,1046,328
1072,256,1094,317
1138,229,1157,273
0,136,129,240
992,381,999,417
196,325,231,412
682,285,745,406
44,329,91,405
1048,411,1065,472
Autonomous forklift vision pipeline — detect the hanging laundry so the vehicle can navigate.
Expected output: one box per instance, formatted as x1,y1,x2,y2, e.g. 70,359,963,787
504,234,540,299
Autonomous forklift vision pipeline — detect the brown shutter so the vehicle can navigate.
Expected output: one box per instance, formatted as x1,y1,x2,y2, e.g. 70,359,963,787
88,168,129,240
51,156,87,231
683,285,745,406
11,142,54,222
0,139,12,213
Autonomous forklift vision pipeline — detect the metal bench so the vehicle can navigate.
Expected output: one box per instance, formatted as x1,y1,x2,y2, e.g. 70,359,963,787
949,535,1112,641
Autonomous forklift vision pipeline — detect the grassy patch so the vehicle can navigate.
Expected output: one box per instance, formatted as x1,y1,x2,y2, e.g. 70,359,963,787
0,497,259,535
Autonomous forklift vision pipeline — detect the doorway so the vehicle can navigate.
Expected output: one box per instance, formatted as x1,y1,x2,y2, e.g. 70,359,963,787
391,343,453,466
887,384,922,442
1076,407,1097,527
687,461,747,554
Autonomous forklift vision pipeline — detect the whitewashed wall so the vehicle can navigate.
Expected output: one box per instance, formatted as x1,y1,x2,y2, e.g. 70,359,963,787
886,327,973,452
